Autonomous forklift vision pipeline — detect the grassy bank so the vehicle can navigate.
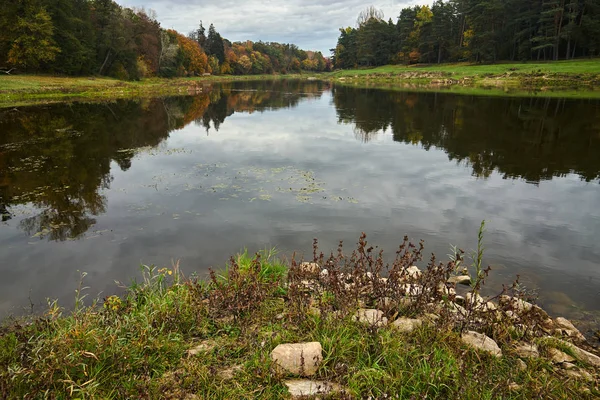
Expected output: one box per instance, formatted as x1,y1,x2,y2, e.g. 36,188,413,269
328,59,600,96
1,234,598,399
0,74,313,108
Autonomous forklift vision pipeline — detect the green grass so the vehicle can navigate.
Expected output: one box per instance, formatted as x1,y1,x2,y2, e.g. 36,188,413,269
1,248,598,399
0,73,320,108
330,59,600,78
327,59,600,98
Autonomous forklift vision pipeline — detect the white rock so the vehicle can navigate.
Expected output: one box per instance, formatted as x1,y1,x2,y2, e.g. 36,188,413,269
354,309,388,327
392,317,423,333
437,283,456,296
400,284,424,296
561,362,576,370
516,359,527,371
299,262,320,274
547,348,575,364
508,382,521,391
448,275,471,285
499,295,533,312
554,339,600,368
514,343,539,359
284,379,342,398
405,266,422,279
271,342,323,376
461,331,502,357
564,369,594,381
554,317,586,342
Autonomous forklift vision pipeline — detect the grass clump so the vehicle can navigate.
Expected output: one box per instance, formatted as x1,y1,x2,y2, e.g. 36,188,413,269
1,233,598,399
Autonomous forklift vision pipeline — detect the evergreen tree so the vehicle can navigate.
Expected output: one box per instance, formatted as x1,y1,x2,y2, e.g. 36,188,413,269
206,23,225,64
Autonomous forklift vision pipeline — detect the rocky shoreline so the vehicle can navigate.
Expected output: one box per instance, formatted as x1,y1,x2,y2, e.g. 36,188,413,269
264,260,600,398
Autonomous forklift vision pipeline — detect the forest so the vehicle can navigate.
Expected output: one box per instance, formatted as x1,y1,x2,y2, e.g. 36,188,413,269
333,1,600,68
0,0,330,79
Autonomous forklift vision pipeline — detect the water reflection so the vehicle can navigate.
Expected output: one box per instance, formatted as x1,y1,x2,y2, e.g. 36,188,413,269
0,80,330,241
333,86,600,183
1,82,600,328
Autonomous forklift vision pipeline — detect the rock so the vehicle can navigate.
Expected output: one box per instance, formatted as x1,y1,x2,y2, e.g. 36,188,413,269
187,340,215,356
271,342,323,376
564,369,594,381
499,296,549,319
516,359,527,371
547,348,576,364
561,362,576,370
555,339,600,368
400,284,424,296
392,317,423,333
554,317,586,342
508,382,521,391
514,343,539,359
284,379,342,398
461,331,502,357
437,283,456,296
405,266,422,279
448,275,471,285
541,318,555,330
454,295,466,306
217,365,242,380
299,262,320,274
354,309,388,327
500,295,533,312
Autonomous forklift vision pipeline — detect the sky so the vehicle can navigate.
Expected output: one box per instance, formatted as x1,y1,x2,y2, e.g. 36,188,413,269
117,0,427,55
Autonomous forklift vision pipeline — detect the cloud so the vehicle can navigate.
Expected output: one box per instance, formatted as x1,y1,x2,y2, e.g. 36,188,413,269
117,0,426,54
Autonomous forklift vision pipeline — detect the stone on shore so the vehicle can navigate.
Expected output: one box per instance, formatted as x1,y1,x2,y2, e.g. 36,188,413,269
284,379,342,398
354,309,388,327
554,317,586,342
392,317,423,333
554,339,600,368
299,262,320,274
448,275,471,285
461,331,502,357
514,343,539,359
405,266,422,279
271,342,323,376
547,348,576,364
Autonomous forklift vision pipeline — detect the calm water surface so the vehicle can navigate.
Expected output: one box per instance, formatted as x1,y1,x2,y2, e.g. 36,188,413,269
1,81,599,333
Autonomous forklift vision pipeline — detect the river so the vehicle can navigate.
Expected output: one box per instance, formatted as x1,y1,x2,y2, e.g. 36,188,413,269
1,80,599,336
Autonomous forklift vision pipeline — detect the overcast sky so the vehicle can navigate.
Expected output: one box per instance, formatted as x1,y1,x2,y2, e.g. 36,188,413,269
118,0,427,55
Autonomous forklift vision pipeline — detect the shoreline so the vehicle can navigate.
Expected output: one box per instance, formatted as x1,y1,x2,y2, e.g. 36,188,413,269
1,240,599,398
2,59,600,108
0,74,315,109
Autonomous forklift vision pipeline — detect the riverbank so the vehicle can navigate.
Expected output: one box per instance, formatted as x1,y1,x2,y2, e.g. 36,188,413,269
327,59,600,97
2,59,600,109
1,236,598,399
0,74,312,108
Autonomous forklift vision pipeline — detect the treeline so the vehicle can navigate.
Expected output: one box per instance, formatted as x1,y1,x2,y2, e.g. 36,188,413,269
0,0,330,79
333,1,600,67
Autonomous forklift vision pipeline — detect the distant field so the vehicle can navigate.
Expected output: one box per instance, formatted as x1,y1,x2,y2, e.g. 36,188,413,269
331,59,600,78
